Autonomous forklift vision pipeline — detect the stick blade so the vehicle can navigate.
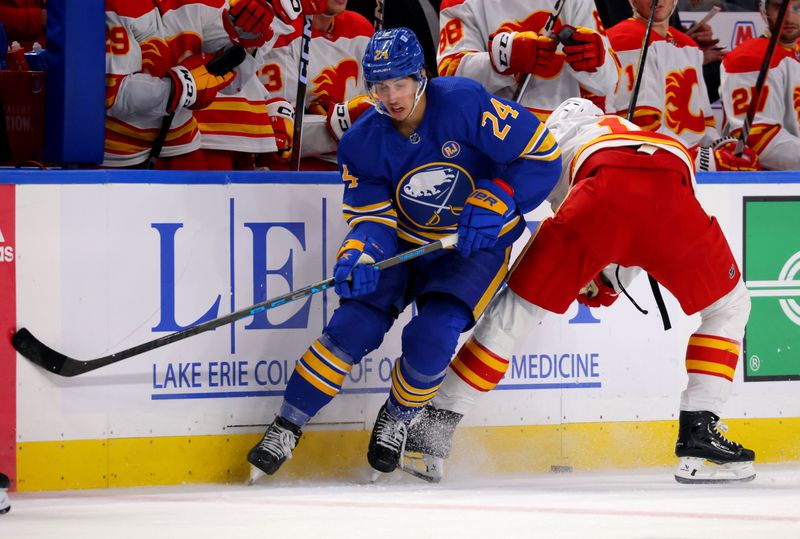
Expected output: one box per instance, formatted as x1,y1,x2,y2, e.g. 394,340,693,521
12,328,81,377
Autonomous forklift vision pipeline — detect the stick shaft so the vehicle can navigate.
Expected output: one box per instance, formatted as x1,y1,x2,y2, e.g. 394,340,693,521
290,16,313,171
13,235,457,376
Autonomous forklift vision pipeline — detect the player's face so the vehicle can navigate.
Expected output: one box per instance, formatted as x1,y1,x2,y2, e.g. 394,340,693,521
632,0,675,24
371,76,420,121
765,0,800,43
325,0,347,16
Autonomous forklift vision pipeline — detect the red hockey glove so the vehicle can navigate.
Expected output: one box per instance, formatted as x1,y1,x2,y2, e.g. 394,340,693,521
558,26,606,73
267,97,295,162
326,95,374,142
333,232,386,298
166,53,236,113
457,178,516,258
690,137,761,172
224,0,275,48
270,0,327,24
577,273,619,308
489,31,557,77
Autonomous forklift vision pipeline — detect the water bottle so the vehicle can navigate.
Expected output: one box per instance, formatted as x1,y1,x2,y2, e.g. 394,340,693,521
24,42,46,71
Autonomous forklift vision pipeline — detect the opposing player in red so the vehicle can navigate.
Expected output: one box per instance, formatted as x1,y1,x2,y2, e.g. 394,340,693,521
608,0,760,172
720,0,800,170
404,98,755,485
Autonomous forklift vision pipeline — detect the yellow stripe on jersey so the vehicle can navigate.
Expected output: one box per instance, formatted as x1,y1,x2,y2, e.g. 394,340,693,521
196,122,273,136
473,246,511,319
519,123,561,162
437,51,476,77
569,132,693,180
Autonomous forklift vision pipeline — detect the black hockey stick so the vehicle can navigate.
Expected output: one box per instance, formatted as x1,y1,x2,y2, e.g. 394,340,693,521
734,0,790,155
512,0,565,102
374,0,385,31
624,0,671,331
145,45,247,170
12,234,458,377
289,16,312,171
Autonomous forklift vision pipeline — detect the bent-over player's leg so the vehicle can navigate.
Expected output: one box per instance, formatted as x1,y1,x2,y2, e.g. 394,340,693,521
647,184,755,483
248,300,393,478
674,279,754,484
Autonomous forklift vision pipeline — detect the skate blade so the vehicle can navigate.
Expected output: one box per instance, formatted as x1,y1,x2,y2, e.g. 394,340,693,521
674,457,756,484
401,451,443,483
247,465,266,486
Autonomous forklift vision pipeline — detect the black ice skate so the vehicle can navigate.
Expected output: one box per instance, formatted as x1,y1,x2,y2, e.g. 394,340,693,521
367,403,408,475
674,410,756,484
0,472,10,515
402,404,463,483
247,416,302,483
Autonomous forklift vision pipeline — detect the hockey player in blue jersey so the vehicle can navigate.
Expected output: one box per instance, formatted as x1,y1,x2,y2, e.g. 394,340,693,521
247,27,562,478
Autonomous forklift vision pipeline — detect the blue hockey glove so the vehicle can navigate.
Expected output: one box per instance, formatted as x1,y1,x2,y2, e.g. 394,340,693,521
457,178,516,257
333,233,386,298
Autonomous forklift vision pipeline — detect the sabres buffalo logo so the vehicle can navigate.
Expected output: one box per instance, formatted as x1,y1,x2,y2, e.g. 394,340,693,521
397,163,475,228
664,68,706,135
312,59,360,104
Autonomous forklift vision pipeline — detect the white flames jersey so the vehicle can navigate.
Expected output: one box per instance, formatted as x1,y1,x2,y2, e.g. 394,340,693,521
547,114,695,209
160,0,277,154
104,0,199,167
437,0,619,120
608,19,719,149
720,37,800,170
254,11,373,161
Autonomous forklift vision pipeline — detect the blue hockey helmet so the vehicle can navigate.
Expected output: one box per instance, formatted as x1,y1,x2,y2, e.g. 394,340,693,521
362,27,425,83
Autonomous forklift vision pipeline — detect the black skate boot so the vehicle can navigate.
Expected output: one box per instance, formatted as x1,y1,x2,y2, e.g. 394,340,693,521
674,410,756,484
367,403,408,475
0,472,10,514
247,416,302,481
402,404,463,483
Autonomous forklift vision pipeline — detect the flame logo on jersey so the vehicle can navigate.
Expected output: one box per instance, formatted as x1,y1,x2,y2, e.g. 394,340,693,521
397,163,475,229
794,86,800,125
312,59,360,104
664,68,706,135
591,10,607,36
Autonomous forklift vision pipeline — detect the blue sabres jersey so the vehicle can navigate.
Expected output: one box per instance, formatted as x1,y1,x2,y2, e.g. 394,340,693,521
337,76,561,246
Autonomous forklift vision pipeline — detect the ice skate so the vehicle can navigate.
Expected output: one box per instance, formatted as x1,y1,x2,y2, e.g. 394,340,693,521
674,410,756,484
367,403,408,474
0,472,10,515
247,416,302,479
402,404,463,483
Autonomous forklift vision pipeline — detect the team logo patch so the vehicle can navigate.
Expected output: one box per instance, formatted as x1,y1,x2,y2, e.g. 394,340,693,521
441,141,461,158
397,162,474,228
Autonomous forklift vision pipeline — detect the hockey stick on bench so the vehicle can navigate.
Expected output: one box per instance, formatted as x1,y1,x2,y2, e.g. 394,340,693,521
13,234,458,377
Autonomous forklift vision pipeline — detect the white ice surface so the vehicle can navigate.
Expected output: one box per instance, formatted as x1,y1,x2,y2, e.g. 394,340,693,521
3,464,800,539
